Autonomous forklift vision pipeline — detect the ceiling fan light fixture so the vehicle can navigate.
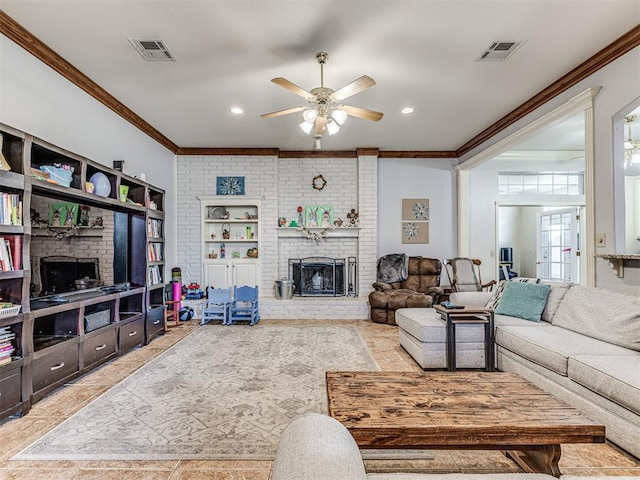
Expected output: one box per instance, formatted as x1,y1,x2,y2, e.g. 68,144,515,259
303,109,317,123
332,109,348,126
299,121,314,135
624,116,640,169
326,120,340,136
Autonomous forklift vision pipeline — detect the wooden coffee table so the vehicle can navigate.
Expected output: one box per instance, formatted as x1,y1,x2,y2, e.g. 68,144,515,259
326,371,605,477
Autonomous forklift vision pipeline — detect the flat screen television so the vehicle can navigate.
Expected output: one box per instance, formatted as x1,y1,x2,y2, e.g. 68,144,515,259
39,256,100,295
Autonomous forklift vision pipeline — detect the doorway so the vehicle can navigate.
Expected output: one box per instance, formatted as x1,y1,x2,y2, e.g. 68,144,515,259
537,207,581,282
497,205,583,283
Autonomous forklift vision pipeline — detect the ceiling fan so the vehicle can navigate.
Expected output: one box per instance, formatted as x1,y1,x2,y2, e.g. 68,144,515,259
261,52,383,149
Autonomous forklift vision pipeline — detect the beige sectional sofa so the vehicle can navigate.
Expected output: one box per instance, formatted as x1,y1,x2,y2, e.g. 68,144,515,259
395,283,640,460
270,413,637,480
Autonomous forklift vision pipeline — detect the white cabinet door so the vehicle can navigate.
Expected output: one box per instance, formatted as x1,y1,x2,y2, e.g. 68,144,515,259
232,260,258,287
204,262,231,289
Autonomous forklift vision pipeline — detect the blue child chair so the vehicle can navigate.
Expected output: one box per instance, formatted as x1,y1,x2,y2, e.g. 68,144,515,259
201,287,232,325
229,285,260,325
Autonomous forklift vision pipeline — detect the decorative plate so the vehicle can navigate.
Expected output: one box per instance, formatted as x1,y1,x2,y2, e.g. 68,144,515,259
208,206,227,219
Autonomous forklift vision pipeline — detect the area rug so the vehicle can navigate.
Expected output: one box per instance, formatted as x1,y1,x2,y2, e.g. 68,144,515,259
15,325,381,460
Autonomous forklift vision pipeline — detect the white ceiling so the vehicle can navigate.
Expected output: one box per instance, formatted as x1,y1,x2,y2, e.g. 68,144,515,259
1,1,639,152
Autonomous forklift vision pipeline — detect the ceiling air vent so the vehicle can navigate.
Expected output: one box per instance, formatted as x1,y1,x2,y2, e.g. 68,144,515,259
476,41,525,62
128,39,176,61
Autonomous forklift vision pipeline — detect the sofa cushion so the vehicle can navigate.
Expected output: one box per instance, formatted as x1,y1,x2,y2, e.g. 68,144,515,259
568,354,640,416
495,282,550,322
552,285,640,351
450,291,492,306
396,308,485,343
495,325,633,375
539,281,572,322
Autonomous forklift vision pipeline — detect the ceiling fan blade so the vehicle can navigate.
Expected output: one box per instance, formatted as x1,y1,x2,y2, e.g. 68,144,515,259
330,75,376,101
315,116,327,136
340,104,384,122
261,106,306,118
271,77,315,100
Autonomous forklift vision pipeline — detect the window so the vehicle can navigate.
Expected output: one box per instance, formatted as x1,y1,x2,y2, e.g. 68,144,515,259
498,172,584,196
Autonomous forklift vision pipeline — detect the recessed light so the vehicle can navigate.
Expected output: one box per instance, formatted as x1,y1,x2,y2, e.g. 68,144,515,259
230,107,244,115
401,107,414,114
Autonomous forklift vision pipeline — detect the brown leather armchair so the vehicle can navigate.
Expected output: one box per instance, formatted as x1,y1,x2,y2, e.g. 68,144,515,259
369,256,443,325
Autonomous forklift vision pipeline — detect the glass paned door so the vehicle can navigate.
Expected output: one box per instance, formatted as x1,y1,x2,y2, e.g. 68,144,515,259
537,208,580,282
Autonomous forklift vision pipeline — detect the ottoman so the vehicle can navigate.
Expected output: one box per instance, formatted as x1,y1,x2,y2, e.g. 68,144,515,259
395,308,486,369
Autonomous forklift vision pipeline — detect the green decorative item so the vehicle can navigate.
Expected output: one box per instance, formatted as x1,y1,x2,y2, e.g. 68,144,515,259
305,205,333,227
48,202,79,226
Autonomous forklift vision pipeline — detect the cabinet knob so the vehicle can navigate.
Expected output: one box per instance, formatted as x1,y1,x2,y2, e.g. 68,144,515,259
50,362,65,371
95,344,107,351
129,331,138,336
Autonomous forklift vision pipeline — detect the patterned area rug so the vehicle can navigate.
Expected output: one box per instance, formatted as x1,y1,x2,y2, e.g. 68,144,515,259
15,325,379,460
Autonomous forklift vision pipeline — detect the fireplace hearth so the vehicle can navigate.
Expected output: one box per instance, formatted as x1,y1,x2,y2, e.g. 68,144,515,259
289,257,357,297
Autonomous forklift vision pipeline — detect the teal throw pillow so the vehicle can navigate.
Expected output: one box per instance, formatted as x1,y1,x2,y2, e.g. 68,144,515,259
494,281,551,322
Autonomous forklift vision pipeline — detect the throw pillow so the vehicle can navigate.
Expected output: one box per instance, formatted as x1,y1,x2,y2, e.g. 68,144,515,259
494,282,551,322
485,277,540,309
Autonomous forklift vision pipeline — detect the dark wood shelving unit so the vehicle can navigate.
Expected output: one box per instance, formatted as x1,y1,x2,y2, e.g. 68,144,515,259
0,121,166,420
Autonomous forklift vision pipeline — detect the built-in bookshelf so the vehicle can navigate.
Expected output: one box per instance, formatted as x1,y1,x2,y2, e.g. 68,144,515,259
0,121,166,420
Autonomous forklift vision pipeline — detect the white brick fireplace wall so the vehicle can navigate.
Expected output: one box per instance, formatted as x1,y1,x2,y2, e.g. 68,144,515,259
176,153,377,320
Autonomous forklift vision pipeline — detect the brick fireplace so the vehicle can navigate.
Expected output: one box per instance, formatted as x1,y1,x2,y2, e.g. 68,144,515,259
176,153,378,320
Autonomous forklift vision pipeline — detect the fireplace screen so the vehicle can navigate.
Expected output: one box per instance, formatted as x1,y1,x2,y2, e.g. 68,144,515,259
289,257,357,297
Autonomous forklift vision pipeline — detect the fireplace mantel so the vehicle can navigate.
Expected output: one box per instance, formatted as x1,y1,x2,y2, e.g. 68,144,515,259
277,227,360,238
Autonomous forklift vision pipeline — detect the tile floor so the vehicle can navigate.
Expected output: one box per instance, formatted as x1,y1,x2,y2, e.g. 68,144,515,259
0,319,638,479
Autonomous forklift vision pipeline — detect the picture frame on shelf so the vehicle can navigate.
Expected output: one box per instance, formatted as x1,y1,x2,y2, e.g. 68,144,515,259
305,205,333,227
48,202,79,226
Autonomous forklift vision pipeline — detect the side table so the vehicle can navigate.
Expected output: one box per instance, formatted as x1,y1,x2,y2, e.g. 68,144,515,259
433,304,495,372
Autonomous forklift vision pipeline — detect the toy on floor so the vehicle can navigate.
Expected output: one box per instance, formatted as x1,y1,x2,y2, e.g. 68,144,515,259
185,282,205,299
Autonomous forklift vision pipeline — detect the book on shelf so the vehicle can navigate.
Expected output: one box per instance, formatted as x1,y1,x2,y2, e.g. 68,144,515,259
0,236,22,271
0,356,13,366
147,265,162,285
148,242,163,262
0,237,10,271
147,218,162,238
0,331,16,342
0,192,22,226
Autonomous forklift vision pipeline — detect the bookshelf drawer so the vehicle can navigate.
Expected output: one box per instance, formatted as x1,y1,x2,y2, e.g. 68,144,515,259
32,344,80,393
145,307,165,343
0,366,21,413
83,328,117,367
119,317,145,353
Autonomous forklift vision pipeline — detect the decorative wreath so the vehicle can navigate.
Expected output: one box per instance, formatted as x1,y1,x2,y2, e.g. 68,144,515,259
312,174,327,191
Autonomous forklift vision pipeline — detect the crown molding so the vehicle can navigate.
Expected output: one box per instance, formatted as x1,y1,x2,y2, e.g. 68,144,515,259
378,151,457,158
0,9,179,153
176,147,279,156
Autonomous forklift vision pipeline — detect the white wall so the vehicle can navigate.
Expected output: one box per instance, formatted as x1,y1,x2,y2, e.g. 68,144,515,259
377,158,457,270
461,47,640,292
0,36,177,270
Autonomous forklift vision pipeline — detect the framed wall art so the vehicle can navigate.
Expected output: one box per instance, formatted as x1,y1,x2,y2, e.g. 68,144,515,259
402,198,429,221
216,176,245,195
402,221,429,244
305,205,333,227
